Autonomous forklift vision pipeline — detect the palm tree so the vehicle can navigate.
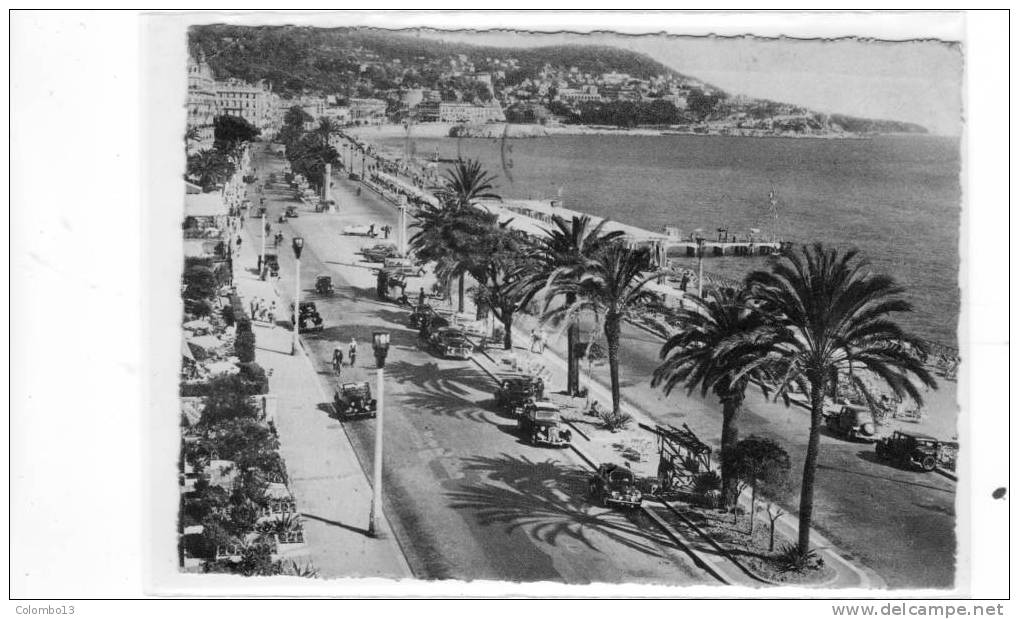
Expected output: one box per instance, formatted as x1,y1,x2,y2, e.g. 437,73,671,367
415,158,500,312
521,215,624,395
312,118,342,149
439,157,500,209
745,243,937,557
545,243,658,413
651,286,769,509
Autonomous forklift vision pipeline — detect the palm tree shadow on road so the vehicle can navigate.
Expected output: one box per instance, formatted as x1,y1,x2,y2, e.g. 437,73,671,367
383,359,499,424
446,453,674,558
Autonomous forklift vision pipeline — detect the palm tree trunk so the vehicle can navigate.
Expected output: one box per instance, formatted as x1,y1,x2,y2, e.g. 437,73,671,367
604,314,622,413
458,273,465,314
502,314,513,350
566,292,579,395
798,375,826,556
720,393,743,509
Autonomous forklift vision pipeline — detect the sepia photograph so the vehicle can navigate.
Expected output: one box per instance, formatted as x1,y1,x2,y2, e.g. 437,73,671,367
8,9,1011,606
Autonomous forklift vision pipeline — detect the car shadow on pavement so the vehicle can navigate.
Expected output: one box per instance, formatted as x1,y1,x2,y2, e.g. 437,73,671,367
447,453,676,558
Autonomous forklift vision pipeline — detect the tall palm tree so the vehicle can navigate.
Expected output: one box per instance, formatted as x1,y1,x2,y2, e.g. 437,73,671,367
418,158,500,312
545,243,658,413
651,286,769,508
312,117,342,149
745,243,937,557
521,215,624,395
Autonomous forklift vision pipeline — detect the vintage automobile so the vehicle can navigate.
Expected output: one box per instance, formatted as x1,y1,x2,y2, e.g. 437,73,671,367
494,375,546,415
290,301,324,332
588,463,643,509
261,252,280,279
428,327,473,360
408,304,442,328
315,274,334,295
333,382,377,418
342,223,378,237
384,257,426,278
285,205,299,218
362,243,400,263
875,430,946,472
517,401,572,447
824,403,879,441
376,269,409,303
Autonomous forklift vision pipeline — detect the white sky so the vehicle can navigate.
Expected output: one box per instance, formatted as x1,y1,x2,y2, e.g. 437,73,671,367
414,30,963,135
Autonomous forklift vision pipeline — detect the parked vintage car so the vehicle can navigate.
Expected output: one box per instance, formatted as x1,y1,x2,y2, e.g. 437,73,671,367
261,252,280,279
361,242,400,263
875,430,946,472
342,223,378,237
384,257,425,278
285,205,299,218
824,403,878,441
333,382,377,418
315,274,334,295
494,375,546,414
376,269,408,303
588,463,643,509
517,401,572,447
290,301,324,332
428,327,473,360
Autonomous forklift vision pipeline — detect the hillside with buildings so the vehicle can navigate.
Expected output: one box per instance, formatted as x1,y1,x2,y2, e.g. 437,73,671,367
187,25,928,138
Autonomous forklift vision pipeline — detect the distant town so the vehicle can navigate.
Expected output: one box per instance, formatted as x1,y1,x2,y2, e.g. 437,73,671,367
186,25,928,149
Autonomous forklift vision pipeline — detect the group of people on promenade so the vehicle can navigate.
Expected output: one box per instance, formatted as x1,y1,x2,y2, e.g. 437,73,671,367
249,296,277,325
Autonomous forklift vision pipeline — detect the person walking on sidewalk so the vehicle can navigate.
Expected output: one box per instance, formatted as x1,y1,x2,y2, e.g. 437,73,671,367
348,337,358,367
332,347,344,375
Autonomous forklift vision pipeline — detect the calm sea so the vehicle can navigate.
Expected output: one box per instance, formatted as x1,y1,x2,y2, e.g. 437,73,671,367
382,133,961,347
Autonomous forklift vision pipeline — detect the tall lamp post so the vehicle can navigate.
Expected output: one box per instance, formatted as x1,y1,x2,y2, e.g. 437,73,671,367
696,235,705,299
368,331,390,537
291,237,305,355
260,212,267,276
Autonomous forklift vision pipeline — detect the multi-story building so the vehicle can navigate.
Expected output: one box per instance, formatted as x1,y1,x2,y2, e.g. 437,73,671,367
215,78,280,138
186,54,217,153
348,98,388,124
557,88,602,104
418,101,506,123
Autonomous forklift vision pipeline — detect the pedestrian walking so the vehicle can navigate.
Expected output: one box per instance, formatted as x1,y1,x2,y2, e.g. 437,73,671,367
537,328,547,354
332,347,344,375
418,286,426,306
530,329,541,353
348,337,358,367
268,300,277,324
368,223,376,237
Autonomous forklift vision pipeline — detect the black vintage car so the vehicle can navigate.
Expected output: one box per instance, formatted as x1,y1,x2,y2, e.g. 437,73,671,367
376,269,408,303
428,327,472,360
261,252,280,279
517,401,572,447
494,375,545,415
408,304,449,330
824,403,878,441
588,463,643,509
315,274,334,295
290,301,324,332
875,430,948,472
333,382,377,418
362,242,400,263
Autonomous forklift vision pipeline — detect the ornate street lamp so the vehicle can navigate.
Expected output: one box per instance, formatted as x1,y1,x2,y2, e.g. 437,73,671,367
291,237,304,355
368,331,390,537
695,235,706,298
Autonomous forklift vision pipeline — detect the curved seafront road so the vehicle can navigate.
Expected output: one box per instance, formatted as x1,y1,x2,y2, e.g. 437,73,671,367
247,148,712,584
259,145,955,589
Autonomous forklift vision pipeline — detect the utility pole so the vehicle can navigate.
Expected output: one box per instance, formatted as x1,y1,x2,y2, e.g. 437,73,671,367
291,237,305,355
368,332,390,537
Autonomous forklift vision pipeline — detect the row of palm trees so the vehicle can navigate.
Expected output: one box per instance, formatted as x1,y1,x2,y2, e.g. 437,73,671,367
411,158,937,559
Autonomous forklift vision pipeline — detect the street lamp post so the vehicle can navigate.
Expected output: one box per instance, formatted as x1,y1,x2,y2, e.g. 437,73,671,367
696,236,705,298
368,331,390,537
260,212,266,276
291,237,305,355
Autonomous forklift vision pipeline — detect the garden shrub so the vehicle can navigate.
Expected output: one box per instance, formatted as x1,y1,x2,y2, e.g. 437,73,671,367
776,543,822,573
235,330,256,363
692,470,722,495
183,265,218,301
597,408,632,432
201,375,260,424
236,362,268,395
221,304,236,327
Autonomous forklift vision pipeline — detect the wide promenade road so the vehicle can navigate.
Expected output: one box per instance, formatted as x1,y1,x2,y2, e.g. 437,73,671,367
278,146,957,589
247,148,713,584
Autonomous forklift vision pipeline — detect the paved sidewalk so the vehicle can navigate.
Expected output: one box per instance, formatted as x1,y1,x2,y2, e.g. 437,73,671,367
231,218,412,580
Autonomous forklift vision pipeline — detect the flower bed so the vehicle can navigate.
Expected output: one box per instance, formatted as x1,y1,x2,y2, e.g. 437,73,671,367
666,499,836,585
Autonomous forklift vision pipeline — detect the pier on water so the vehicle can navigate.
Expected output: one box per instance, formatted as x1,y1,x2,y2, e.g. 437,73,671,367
667,239,786,258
